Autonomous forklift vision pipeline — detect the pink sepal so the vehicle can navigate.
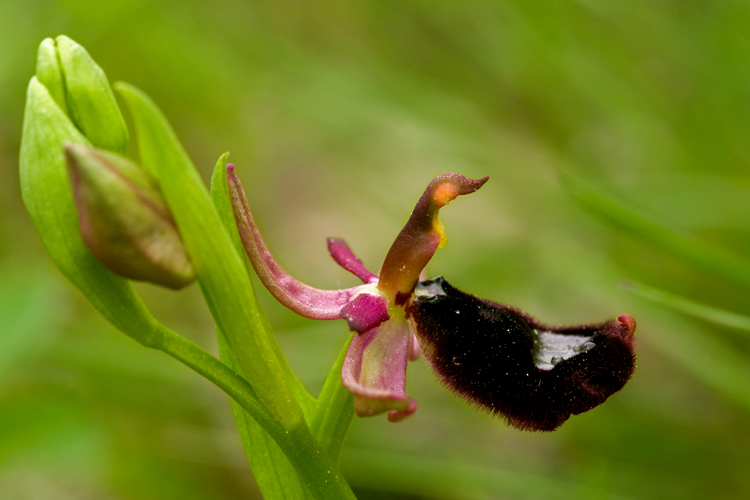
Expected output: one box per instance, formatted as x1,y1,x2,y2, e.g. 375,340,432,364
228,164,361,319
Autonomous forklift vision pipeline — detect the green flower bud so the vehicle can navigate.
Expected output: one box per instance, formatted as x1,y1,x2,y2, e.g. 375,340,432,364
55,35,129,155
35,38,68,115
31,36,129,155
66,143,195,289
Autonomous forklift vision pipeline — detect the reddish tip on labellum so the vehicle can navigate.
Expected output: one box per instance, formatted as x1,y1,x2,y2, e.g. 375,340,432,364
619,314,637,338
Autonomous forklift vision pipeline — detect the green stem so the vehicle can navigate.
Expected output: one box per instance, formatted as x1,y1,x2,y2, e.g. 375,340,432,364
311,334,356,461
147,321,355,499
150,324,277,434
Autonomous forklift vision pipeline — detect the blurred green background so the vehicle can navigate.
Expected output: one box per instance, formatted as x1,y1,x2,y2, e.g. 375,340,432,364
3,1,750,499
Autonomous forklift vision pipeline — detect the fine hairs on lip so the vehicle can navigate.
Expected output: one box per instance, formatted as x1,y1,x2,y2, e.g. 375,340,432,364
407,277,636,431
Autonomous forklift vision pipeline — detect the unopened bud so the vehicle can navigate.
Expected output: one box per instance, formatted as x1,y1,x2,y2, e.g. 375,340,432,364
66,143,194,289
35,38,69,115
48,36,129,154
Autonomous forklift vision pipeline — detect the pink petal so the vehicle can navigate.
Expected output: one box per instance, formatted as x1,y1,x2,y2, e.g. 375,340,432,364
341,317,417,422
327,237,378,284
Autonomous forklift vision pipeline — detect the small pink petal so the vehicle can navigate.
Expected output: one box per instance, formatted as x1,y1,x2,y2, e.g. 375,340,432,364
327,237,378,284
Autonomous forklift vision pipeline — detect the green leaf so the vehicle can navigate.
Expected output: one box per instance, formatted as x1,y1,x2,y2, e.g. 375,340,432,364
644,313,750,415
209,153,245,260
55,36,129,155
209,153,315,416
563,174,750,290
625,283,750,410
116,83,355,500
216,324,314,500
311,334,355,461
209,153,314,500
625,281,750,337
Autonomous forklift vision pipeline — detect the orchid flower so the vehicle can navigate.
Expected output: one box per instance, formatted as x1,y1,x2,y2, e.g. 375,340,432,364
227,167,636,431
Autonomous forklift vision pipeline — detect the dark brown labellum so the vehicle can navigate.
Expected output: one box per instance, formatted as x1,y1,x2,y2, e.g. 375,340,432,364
407,277,636,431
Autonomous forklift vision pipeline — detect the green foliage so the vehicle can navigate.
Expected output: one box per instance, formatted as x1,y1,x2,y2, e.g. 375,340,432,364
20,36,355,499
4,2,750,499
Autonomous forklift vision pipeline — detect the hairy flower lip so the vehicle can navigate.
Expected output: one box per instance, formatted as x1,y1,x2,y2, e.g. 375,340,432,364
407,276,636,431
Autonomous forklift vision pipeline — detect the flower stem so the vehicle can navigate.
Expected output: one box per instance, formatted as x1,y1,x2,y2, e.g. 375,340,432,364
311,334,356,461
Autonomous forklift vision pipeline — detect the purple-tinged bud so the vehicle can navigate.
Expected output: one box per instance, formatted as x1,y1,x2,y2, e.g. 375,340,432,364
66,143,195,289
407,277,636,431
